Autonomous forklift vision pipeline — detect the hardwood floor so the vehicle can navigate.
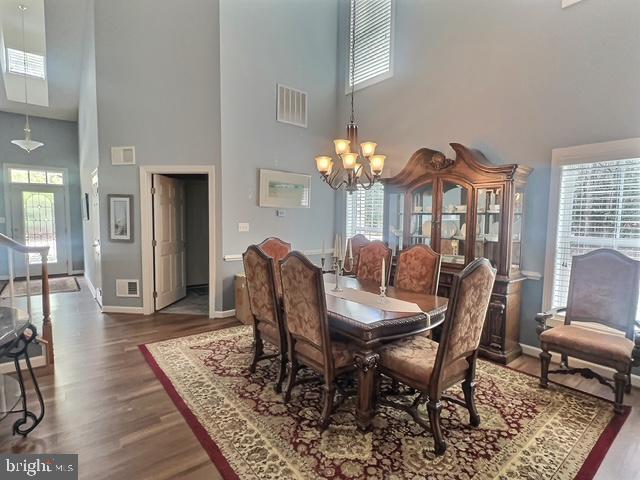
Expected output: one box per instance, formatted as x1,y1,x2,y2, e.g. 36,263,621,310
1,277,638,479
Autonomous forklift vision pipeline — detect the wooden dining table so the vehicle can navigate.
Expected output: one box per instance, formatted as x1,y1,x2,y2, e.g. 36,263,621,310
323,273,448,430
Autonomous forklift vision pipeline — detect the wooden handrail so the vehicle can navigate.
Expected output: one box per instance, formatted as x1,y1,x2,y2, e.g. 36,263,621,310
0,232,49,255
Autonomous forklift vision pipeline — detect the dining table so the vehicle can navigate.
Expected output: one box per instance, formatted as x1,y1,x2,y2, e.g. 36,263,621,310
322,273,448,431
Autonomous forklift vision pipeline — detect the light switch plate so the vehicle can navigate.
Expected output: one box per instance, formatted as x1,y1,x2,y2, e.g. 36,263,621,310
276,209,286,217
238,223,250,232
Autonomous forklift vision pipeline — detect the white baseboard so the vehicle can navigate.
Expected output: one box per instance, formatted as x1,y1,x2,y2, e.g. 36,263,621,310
213,309,236,318
520,343,640,388
101,305,145,314
0,354,46,374
70,269,84,275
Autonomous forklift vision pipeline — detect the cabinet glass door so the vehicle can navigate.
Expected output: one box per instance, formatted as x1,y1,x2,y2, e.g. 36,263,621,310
511,187,525,272
475,187,503,268
387,191,404,254
409,183,433,246
440,181,469,265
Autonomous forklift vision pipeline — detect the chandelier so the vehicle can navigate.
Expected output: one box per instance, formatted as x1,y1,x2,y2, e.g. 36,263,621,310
11,4,44,153
314,0,384,192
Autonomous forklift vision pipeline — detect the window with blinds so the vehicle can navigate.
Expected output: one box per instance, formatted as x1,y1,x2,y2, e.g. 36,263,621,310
348,0,393,90
550,157,640,312
7,48,46,79
346,183,385,240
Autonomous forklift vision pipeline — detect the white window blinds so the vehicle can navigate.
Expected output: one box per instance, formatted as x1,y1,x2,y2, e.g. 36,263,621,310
551,157,640,311
348,0,393,88
346,183,385,240
7,48,46,79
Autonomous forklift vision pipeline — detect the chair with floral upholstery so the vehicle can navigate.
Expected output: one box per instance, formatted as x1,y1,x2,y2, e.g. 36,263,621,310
356,241,392,285
536,249,640,414
257,237,291,296
378,258,496,455
279,251,357,429
394,244,441,295
345,234,370,275
242,245,287,392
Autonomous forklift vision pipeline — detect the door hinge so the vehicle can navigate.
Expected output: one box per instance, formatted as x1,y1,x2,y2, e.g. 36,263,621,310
153,291,158,299
152,240,157,247
150,187,156,195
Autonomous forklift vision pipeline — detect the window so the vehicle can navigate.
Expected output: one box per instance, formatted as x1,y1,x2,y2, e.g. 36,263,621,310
9,168,65,185
544,139,640,316
348,0,393,91
346,183,385,240
6,48,46,79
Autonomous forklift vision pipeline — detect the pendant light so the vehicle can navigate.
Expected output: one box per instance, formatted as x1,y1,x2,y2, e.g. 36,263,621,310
11,4,44,153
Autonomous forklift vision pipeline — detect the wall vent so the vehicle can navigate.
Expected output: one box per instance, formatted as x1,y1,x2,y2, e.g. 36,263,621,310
116,279,139,297
111,146,136,165
277,84,308,128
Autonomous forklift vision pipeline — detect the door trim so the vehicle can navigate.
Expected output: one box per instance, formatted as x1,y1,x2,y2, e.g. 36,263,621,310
2,164,73,275
140,165,216,318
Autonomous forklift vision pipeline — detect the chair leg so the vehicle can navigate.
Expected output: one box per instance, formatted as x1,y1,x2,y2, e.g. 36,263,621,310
614,371,627,414
319,383,336,430
560,353,569,369
539,350,551,388
274,350,287,393
462,379,480,427
284,361,299,403
626,367,632,394
426,400,446,455
249,334,264,374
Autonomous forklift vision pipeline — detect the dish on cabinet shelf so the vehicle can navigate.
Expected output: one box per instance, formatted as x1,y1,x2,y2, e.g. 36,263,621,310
441,220,458,239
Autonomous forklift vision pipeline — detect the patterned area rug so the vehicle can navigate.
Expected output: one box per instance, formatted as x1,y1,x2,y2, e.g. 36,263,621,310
140,326,629,480
0,276,80,298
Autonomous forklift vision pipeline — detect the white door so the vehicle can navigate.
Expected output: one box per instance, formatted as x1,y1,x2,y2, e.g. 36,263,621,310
153,174,186,310
10,185,69,276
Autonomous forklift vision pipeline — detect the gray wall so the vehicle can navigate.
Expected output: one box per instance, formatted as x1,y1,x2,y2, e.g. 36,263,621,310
185,178,209,286
218,0,339,309
91,0,223,308
336,0,640,346
0,111,83,273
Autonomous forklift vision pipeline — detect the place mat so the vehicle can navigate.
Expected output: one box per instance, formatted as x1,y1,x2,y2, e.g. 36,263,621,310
324,282,423,314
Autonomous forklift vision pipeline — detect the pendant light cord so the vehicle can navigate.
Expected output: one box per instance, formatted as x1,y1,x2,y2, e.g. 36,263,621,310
349,0,357,124
19,5,30,128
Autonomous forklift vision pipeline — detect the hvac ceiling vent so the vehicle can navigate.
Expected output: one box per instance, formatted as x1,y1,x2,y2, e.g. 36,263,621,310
111,146,136,165
277,84,308,128
116,279,139,297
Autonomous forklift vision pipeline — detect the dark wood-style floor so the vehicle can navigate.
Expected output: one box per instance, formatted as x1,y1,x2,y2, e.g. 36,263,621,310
1,278,638,479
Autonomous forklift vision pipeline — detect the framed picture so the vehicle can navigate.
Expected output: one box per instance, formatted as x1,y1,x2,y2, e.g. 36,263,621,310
259,169,311,208
82,193,90,221
108,194,133,242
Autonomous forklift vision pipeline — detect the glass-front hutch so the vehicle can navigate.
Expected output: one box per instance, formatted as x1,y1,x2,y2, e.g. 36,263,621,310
383,143,532,363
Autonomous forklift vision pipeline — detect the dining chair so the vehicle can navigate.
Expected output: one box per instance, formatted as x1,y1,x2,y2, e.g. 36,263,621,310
242,245,288,392
378,258,496,455
345,234,370,275
394,244,441,295
279,251,357,429
356,241,392,285
536,249,640,414
257,237,292,296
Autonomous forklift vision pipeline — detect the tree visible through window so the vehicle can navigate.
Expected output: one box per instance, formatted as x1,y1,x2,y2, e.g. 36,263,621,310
346,183,385,240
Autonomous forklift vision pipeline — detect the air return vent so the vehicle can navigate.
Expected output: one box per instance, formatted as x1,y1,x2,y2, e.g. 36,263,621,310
276,84,308,128
111,146,136,165
116,279,139,297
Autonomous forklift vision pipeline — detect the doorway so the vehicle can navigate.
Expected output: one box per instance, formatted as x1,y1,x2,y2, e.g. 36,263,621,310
140,166,215,318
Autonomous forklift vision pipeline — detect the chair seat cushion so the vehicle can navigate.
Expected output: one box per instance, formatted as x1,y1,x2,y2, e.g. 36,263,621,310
379,333,468,389
295,339,356,369
540,325,634,371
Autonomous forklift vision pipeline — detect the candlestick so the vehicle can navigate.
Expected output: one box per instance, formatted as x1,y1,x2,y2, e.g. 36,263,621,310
333,258,343,292
380,257,386,288
348,238,353,262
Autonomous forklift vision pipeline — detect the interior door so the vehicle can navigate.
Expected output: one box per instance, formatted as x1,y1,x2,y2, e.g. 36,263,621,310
10,185,69,276
153,174,186,310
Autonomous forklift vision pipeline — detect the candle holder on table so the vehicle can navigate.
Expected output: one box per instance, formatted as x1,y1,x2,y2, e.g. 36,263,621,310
378,285,388,304
332,257,353,292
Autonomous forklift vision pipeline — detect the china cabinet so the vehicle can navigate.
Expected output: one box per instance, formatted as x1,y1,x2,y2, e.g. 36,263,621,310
383,143,532,363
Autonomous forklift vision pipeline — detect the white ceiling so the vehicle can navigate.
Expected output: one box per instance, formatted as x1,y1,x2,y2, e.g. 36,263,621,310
0,0,86,121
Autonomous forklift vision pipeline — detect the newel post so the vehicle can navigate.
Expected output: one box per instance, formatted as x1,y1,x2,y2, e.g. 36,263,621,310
40,249,54,368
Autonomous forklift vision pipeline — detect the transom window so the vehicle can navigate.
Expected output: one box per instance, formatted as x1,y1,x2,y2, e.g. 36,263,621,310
346,183,385,240
9,168,64,186
6,48,46,79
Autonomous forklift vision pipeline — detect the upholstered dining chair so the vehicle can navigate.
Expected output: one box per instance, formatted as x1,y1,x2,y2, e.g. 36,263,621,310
536,249,640,414
356,241,392,285
242,245,288,392
394,244,442,295
378,258,496,455
279,251,357,429
257,237,291,296
345,234,370,275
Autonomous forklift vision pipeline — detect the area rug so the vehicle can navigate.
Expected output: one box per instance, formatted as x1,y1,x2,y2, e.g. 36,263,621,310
0,276,80,298
139,326,630,480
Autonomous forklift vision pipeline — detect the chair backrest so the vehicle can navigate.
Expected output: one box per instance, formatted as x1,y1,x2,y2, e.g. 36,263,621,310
346,234,371,274
430,258,496,395
565,249,640,339
242,245,280,328
356,241,392,285
394,244,441,294
279,252,332,369
257,237,291,295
